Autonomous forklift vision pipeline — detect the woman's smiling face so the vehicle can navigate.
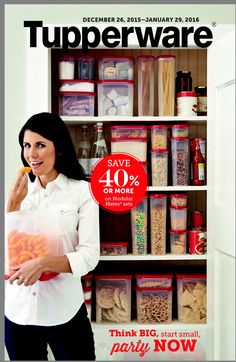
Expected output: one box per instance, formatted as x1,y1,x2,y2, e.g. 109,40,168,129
23,130,59,187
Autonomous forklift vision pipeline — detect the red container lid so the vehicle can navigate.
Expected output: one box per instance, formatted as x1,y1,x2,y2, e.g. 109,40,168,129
169,229,187,234
171,137,189,141
136,286,173,291
136,273,173,279
100,242,128,247
59,80,95,84
111,137,148,141
150,149,169,153
171,124,189,128
85,298,92,304
149,194,167,198
176,274,207,279
191,211,204,227
177,91,197,97
151,125,168,129
83,287,92,292
97,56,134,61
137,55,155,61
59,91,96,96
110,125,147,129
170,206,188,210
59,55,75,61
82,274,93,279
95,274,132,279
170,193,187,198
156,55,176,60
97,80,134,84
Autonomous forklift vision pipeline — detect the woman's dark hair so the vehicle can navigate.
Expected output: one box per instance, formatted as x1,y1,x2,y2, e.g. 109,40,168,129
18,112,86,182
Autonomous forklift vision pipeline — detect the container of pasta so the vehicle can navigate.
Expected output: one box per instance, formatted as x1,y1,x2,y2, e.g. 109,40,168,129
5,211,61,281
157,55,176,116
150,194,167,255
135,274,173,288
176,274,207,323
150,125,168,149
95,275,132,323
131,197,148,255
100,242,128,256
136,287,173,324
97,80,134,116
170,193,187,207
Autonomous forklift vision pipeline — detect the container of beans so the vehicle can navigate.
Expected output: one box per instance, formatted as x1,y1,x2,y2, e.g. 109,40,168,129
170,206,188,230
150,194,167,255
170,193,187,207
151,125,168,149
151,149,169,186
131,197,148,255
100,242,128,256
171,137,189,186
171,124,189,138
170,230,187,254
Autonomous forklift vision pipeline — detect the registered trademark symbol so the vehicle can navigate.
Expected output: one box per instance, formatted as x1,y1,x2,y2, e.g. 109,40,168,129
211,21,217,27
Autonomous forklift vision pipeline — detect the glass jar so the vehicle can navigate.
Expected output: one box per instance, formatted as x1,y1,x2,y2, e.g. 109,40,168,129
194,86,207,116
176,71,192,93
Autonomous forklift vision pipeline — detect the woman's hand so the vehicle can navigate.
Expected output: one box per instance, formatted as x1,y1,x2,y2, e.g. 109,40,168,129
6,171,28,212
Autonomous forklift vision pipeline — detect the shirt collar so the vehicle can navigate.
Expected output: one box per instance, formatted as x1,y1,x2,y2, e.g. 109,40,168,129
28,173,69,195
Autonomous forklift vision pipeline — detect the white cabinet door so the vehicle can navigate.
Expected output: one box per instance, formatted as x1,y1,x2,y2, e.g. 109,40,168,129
207,27,235,360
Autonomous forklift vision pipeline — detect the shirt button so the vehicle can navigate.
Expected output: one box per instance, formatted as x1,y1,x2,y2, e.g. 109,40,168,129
32,292,37,296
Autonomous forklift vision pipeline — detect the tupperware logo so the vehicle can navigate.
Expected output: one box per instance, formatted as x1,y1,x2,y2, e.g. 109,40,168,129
24,21,213,51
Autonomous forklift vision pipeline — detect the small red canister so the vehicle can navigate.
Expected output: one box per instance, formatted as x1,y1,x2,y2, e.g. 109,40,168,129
191,211,204,228
189,230,207,254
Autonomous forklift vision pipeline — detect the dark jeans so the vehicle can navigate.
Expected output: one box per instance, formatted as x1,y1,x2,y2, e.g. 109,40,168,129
5,303,96,361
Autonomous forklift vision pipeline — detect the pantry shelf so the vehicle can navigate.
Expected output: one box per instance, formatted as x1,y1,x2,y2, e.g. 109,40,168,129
62,116,207,125
99,254,208,261
92,320,207,330
147,186,207,192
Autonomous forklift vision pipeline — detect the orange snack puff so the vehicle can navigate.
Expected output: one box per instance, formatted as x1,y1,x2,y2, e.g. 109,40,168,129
18,166,31,174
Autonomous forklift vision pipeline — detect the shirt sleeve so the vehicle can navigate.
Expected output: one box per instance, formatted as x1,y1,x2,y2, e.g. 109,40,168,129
66,186,100,279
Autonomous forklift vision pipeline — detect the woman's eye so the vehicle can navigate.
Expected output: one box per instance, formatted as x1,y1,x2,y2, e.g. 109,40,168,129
23,143,30,148
38,143,46,148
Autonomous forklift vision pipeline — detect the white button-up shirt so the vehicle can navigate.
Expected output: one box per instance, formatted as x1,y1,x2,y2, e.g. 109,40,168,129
5,174,100,326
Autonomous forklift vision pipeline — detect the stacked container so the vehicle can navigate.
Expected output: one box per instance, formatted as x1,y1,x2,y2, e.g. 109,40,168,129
95,275,132,323
150,194,167,255
136,274,173,323
137,56,155,116
131,197,148,255
171,137,189,185
169,193,188,255
100,242,128,256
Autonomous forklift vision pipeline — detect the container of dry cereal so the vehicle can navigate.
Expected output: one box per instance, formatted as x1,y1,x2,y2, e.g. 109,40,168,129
170,206,188,230
150,194,167,255
100,242,128,256
171,137,189,186
176,274,207,323
136,286,173,323
169,230,187,254
131,197,148,255
151,149,169,186
170,193,187,207
151,125,168,149
95,274,132,323
135,274,173,288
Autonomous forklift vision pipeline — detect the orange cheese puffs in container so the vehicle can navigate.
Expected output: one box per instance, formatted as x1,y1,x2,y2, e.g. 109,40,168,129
5,209,61,281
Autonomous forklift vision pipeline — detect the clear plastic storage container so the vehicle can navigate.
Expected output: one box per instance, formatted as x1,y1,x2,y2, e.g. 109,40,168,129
169,230,187,254
157,55,176,116
97,80,134,116
137,56,155,116
95,275,132,323
170,193,187,207
135,274,173,288
110,125,147,138
77,56,94,80
98,56,134,80
136,287,173,323
59,80,95,92
171,124,189,138
176,274,207,323
59,56,75,79
83,287,92,301
59,91,95,116
100,242,128,256
150,194,167,255
171,137,189,185
170,206,188,230
111,137,148,162
151,125,168,149
131,197,148,255
151,149,169,186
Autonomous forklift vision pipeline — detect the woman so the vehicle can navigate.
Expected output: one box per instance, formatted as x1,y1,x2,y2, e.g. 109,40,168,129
5,112,100,361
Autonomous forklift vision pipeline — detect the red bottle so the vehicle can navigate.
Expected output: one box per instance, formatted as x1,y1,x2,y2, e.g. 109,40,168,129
191,138,205,185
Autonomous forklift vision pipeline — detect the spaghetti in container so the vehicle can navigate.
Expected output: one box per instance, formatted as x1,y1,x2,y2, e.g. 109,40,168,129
137,56,155,116
157,55,176,116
